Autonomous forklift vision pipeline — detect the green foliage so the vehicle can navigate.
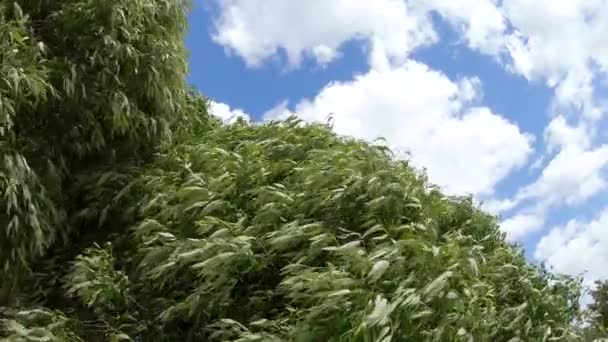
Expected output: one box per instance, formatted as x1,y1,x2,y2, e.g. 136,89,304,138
578,280,608,341
0,0,592,341
65,244,129,313
0,308,83,342
102,118,581,341
0,0,190,292
0,1,59,289
590,280,608,329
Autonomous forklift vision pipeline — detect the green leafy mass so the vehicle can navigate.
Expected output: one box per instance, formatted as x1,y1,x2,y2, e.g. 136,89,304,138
0,0,603,341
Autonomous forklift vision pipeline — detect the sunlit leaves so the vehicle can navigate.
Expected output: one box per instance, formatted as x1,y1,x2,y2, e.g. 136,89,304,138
64,244,129,312
0,0,588,340
0,309,83,341
104,118,584,340
3,108,586,340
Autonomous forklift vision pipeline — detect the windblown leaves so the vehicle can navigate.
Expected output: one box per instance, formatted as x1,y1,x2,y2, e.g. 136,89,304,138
0,0,191,292
0,308,83,342
0,2,59,288
2,106,586,340
108,119,582,341
0,1,589,340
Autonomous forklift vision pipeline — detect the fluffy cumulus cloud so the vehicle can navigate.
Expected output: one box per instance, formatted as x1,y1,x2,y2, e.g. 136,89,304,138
535,210,608,284
502,0,608,80
544,115,592,152
264,61,533,196
518,146,608,207
211,0,436,68
493,145,608,240
208,100,251,123
212,0,608,115
502,0,608,120
211,0,511,68
413,0,608,122
410,0,507,54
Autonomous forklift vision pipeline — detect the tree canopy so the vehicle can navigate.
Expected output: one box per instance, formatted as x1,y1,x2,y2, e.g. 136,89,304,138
0,0,602,341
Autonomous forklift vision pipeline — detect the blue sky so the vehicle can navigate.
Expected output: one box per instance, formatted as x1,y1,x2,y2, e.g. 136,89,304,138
186,0,608,286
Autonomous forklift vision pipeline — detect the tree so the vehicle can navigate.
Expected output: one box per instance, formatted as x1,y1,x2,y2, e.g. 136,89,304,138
0,1,589,341
590,280,608,328
0,0,190,294
578,280,608,340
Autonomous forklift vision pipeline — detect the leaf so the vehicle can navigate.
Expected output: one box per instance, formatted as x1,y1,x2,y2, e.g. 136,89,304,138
177,249,205,261
6,320,29,336
363,224,385,239
368,260,390,283
176,186,209,201
423,271,453,298
191,252,236,269
332,240,361,251
13,2,24,19
378,326,392,342
468,257,479,276
202,199,228,215
410,310,433,320
110,333,133,341
327,289,352,297
158,232,176,240
366,295,392,326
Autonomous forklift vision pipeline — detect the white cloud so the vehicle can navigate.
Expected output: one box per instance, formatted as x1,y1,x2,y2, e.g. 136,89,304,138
489,0,608,241
482,198,519,215
551,65,605,120
264,61,533,196
535,210,608,285
502,0,608,81
501,1,608,120
208,100,251,123
518,145,608,206
528,155,546,172
212,0,608,118
484,143,608,242
544,115,592,152
410,0,506,54
405,0,608,121
501,213,545,242
423,1,608,238
212,0,435,68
